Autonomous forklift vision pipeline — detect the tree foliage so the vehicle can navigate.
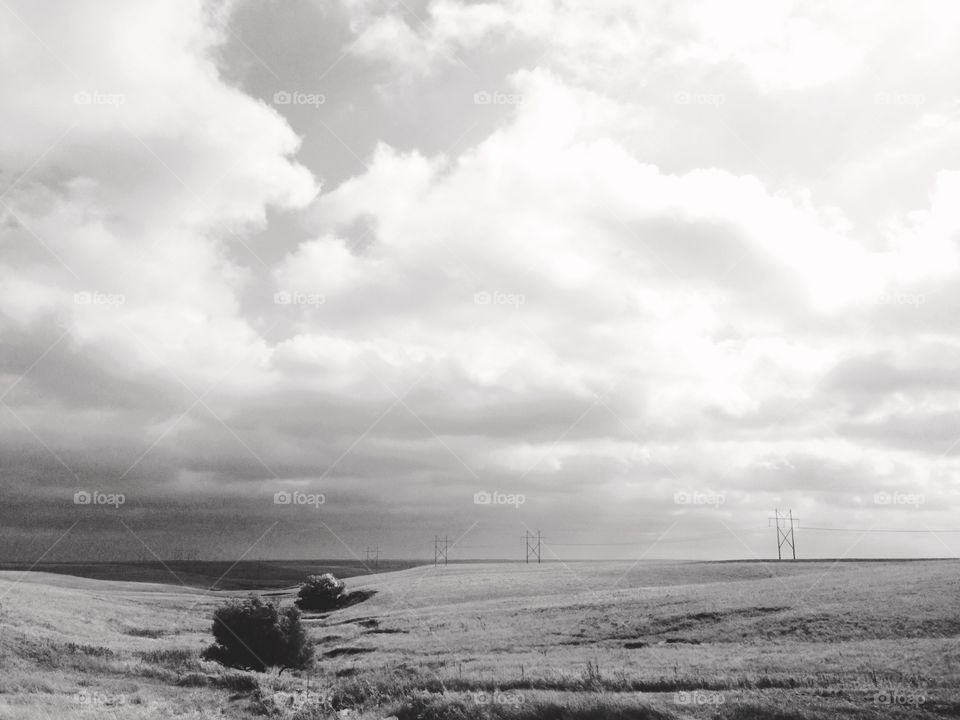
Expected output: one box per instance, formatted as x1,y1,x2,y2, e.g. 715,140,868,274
295,573,346,612
201,595,313,672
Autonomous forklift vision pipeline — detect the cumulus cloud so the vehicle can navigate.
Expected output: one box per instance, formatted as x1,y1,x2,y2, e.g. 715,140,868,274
0,0,317,391
3,0,960,560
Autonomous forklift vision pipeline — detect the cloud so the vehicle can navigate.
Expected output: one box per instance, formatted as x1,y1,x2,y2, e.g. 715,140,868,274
0,0,317,393
4,0,960,560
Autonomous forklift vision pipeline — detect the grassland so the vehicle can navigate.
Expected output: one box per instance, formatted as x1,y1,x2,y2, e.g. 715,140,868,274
0,559,424,590
0,559,957,718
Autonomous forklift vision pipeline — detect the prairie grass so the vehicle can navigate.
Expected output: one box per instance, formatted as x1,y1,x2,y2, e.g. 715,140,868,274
1,561,958,719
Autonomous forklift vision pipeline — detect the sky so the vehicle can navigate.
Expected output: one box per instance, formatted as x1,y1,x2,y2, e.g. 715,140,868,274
2,0,960,563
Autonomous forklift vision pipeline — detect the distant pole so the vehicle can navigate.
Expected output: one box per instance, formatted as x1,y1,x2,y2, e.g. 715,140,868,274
768,509,799,560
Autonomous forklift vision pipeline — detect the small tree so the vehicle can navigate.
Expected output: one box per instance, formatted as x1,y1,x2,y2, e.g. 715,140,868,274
202,595,313,672
295,573,345,612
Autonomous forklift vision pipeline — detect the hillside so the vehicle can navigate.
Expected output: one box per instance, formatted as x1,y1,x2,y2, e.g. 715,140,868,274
0,559,423,590
1,561,958,718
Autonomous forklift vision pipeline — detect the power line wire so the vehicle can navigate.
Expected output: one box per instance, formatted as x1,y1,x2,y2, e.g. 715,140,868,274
802,526,960,533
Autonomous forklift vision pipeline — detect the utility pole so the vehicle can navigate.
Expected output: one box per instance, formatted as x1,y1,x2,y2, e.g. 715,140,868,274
768,509,799,560
525,530,541,564
434,535,448,566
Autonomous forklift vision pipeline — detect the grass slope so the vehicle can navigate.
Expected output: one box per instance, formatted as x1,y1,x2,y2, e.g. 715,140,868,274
0,559,423,590
0,560,958,718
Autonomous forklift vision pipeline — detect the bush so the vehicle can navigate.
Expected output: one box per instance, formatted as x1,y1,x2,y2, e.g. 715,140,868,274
201,595,313,672
296,573,346,612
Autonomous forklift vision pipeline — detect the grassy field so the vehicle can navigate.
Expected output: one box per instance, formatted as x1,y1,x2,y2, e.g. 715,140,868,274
0,559,424,590
0,559,957,718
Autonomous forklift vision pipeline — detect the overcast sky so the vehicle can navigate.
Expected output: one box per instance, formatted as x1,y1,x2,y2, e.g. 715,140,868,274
2,0,960,563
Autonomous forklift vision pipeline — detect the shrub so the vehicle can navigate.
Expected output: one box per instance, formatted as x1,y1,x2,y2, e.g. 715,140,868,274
296,573,346,612
201,595,313,673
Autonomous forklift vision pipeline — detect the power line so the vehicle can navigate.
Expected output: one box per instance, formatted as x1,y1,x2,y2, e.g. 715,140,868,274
545,532,764,546
546,542,658,546
803,526,960,533
458,530,769,549
427,520,960,565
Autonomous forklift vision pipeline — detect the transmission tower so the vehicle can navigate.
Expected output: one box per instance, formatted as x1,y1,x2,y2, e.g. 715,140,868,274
365,546,380,569
768,509,799,560
434,535,449,566
524,530,542,564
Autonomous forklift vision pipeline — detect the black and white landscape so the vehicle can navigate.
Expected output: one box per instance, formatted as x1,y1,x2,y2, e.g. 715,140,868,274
1,1,958,718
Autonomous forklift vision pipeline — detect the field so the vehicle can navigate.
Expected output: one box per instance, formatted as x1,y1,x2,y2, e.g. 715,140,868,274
0,559,958,719
0,560,424,590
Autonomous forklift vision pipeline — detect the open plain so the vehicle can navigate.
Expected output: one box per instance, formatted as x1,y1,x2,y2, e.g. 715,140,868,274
0,559,957,719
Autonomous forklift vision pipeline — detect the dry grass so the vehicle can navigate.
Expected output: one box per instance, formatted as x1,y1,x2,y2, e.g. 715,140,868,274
1,560,958,718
